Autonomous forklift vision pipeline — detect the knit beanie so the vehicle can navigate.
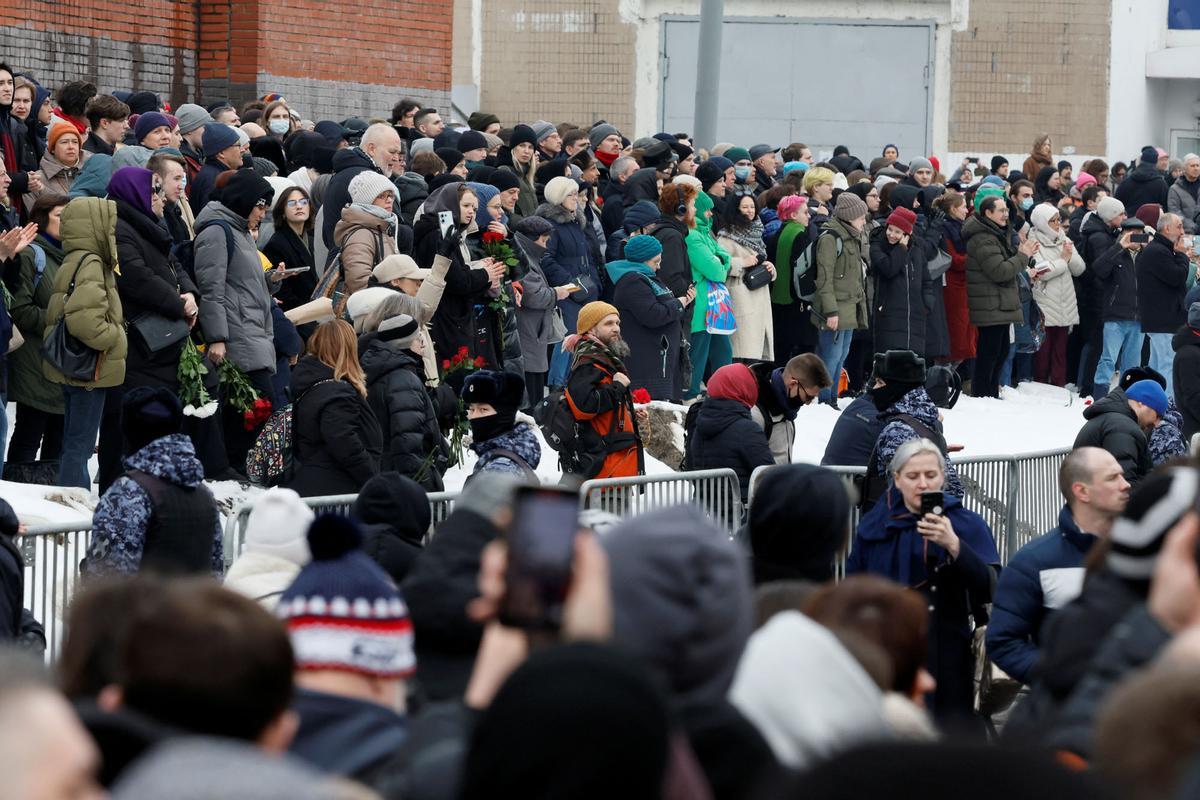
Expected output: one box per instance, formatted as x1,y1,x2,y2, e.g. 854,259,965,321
1190,301,1200,329
1141,146,1160,165
348,171,396,206
531,121,556,143
125,91,160,115
1074,171,1098,191
513,215,553,239
577,301,620,335
1125,379,1168,418
487,169,520,193
588,123,620,151
724,146,751,163
345,286,394,323
781,161,808,174
908,157,933,173
777,194,806,222
1107,467,1198,582
622,200,660,233
482,132,503,151
121,386,183,453
1135,203,1161,231
436,147,464,173
468,111,499,131
624,234,662,263
1096,196,1126,224
134,112,172,145
244,487,314,566
457,130,488,154
973,185,1006,212
990,155,1009,173
707,363,758,408
508,124,538,150
885,207,916,236
278,515,416,678
174,103,212,135
747,465,849,584
410,138,435,157
833,191,868,224
695,160,725,191
378,314,420,348
47,121,79,154
202,123,240,158
673,174,702,192
544,175,578,206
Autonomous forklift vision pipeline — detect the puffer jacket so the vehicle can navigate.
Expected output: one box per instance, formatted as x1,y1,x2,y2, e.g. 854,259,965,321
85,434,223,576
539,202,601,334
1135,233,1188,333
1029,226,1086,327
24,149,91,212
361,335,446,491
1088,227,1138,323
873,387,965,498
811,217,868,331
334,204,400,296
1168,177,1200,234
869,232,931,354
194,201,276,373
43,197,127,388
1071,387,1151,484
285,356,382,497
685,396,774,503
963,212,1027,327
9,234,65,412
470,421,541,478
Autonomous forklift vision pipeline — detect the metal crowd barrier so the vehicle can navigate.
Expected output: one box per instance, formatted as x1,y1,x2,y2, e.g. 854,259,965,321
578,468,744,535
20,520,93,666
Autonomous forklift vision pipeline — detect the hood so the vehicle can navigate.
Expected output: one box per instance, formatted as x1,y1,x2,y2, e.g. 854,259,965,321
331,146,378,175
69,154,114,199
123,433,205,488
888,184,923,214
114,198,172,249
353,471,430,540
604,258,655,285
534,201,578,226
729,611,890,770
1173,326,1200,353
194,200,250,232
334,204,390,239
696,396,752,438
694,190,715,234
514,231,546,262
290,356,337,396
882,386,941,430
60,197,118,264
603,505,753,708
392,170,428,202
1127,162,1164,184
473,421,542,469
624,168,660,205
1083,387,1137,423
360,337,421,383
748,464,850,584
422,180,469,218
289,689,407,778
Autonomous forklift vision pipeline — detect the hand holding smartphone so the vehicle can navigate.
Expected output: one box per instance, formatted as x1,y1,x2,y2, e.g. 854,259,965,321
499,487,580,632
920,491,945,517
438,210,455,237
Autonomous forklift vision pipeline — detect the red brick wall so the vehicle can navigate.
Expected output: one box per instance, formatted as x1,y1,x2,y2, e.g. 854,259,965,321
1,0,452,119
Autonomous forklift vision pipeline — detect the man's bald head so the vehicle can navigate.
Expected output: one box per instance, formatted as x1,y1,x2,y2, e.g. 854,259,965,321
362,123,403,176
1060,446,1130,517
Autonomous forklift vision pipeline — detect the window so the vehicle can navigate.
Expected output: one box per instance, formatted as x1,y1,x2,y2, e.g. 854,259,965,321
1170,0,1200,29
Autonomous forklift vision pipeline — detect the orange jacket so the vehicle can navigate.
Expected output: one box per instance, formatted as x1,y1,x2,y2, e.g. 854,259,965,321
564,338,643,479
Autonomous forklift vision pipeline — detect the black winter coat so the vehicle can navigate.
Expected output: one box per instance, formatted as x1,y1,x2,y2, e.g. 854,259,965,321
1174,326,1200,440
262,226,318,311
870,234,931,355
647,215,692,296
600,180,627,236
413,218,493,365
1135,233,1189,333
1115,162,1169,214
1078,213,1117,320
188,158,226,217
361,336,446,491
1086,221,1138,322
286,357,382,497
820,393,884,467
0,533,22,640
1071,387,1151,484
610,267,685,401
113,200,200,390
685,397,774,503
321,147,383,248
539,203,601,333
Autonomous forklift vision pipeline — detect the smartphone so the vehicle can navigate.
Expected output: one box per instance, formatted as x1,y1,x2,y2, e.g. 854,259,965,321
920,491,945,517
438,210,454,238
499,486,579,631
1130,232,1151,244
967,157,979,164
273,266,311,276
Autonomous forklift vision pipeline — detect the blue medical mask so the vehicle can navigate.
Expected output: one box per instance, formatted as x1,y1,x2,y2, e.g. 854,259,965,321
734,165,752,182
1020,197,1034,211
268,119,290,136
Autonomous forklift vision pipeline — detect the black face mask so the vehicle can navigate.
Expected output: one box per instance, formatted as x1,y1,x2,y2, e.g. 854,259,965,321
470,409,516,443
871,382,916,413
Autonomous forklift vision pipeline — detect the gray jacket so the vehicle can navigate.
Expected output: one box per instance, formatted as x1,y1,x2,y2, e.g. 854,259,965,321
1168,178,1200,234
194,202,276,374
513,231,560,374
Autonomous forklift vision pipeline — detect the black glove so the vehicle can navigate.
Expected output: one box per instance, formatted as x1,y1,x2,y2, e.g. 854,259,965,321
438,224,463,258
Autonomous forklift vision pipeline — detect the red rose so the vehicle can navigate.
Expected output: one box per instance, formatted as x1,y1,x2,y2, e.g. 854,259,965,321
482,231,504,244
473,356,486,368
631,388,651,405
442,359,451,369
457,346,469,356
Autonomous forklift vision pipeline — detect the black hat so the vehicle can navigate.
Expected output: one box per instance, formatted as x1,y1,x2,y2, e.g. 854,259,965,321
122,386,183,454
873,350,926,385
434,129,461,152
0,498,17,539
458,130,488,153
352,472,430,556
1120,366,1167,392
696,160,725,191
990,155,1008,173
461,370,525,412
285,131,328,172
436,147,464,172
467,164,497,183
314,120,351,148
748,464,850,584
125,91,160,116
220,170,274,219
427,173,463,192
514,215,553,238
487,170,520,192
640,140,675,171
508,124,538,150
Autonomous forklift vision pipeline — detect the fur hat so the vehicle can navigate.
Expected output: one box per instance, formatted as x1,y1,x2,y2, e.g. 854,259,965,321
461,370,525,412
873,349,926,386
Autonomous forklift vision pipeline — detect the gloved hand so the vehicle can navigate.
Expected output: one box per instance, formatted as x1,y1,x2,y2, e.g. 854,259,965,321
438,224,463,258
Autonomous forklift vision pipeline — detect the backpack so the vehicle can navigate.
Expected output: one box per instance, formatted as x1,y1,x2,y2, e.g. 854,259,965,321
860,413,949,513
467,447,539,485
28,244,46,291
174,218,238,288
245,405,296,487
534,389,597,477
924,365,963,409
312,229,385,317
792,231,841,303
681,399,704,470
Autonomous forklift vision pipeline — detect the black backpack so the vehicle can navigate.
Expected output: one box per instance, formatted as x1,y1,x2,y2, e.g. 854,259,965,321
681,399,704,470
534,389,603,477
925,365,963,409
860,413,949,513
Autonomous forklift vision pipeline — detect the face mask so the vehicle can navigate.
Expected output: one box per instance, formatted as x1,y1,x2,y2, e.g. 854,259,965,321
469,411,515,443
1020,197,1034,211
734,165,751,182
268,119,290,136
180,175,187,190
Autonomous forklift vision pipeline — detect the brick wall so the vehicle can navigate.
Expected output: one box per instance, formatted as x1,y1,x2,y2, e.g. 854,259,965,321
0,0,452,121
948,0,1110,154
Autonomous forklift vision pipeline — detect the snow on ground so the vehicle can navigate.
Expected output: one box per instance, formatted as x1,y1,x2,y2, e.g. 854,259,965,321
791,381,1089,465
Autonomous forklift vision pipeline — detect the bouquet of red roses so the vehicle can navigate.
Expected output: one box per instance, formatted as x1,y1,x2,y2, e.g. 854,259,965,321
631,388,652,405
219,359,272,431
439,347,486,466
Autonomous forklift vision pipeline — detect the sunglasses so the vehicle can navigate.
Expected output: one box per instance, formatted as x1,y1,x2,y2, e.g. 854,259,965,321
286,198,309,208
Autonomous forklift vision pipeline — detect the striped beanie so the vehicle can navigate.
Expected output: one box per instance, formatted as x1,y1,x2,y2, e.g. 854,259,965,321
278,515,416,678
1107,467,1198,582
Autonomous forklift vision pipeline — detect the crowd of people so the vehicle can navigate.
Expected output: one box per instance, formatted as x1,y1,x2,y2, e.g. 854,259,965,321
6,60,1200,800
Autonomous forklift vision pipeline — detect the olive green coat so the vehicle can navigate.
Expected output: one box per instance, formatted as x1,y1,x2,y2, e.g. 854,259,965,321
9,234,65,412
963,213,1026,327
810,217,869,331
42,198,127,388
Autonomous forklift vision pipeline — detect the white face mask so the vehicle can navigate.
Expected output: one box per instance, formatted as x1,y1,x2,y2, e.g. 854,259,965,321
268,119,290,136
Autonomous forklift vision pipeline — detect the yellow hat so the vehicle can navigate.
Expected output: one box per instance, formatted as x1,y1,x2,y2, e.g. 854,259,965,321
576,301,619,335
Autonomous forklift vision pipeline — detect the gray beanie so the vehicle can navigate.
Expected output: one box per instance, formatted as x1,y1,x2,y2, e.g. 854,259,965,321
908,157,933,173
1096,196,1126,224
410,137,435,157
174,103,213,135
531,121,556,142
589,123,620,151
833,191,869,223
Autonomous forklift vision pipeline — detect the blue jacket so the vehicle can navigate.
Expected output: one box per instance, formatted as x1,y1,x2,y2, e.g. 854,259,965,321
986,506,1097,684
820,394,882,467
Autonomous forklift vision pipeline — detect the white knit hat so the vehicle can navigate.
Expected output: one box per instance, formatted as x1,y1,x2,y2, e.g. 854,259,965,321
243,488,314,566
545,175,578,206
348,171,397,206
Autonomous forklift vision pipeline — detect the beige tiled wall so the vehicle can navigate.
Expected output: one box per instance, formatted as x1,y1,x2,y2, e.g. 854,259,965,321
949,0,1111,154
453,0,475,87
476,0,636,132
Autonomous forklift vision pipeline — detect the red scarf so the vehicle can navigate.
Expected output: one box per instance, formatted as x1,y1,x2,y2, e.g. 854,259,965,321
595,149,620,168
52,109,88,136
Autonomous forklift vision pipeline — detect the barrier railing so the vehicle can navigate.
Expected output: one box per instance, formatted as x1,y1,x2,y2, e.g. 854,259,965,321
20,520,93,666
578,469,744,535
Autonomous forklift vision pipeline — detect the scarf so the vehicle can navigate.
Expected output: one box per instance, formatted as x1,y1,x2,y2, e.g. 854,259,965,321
722,219,768,260
563,333,628,375
0,102,17,179
595,149,620,168
350,202,398,243
771,220,808,305
51,109,88,136
604,260,672,297
942,215,966,254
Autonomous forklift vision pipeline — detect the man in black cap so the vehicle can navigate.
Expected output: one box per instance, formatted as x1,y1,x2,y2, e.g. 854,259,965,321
750,144,780,194
1116,145,1170,212
487,169,522,220
991,155,1010,180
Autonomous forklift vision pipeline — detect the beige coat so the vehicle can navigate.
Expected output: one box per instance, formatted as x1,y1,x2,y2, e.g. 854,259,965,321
334,205,399,295
24,150,91,212
718,235,774,361
1029,228,1086,328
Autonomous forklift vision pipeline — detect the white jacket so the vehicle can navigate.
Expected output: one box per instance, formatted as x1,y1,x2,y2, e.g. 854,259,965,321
1030,228,1086,328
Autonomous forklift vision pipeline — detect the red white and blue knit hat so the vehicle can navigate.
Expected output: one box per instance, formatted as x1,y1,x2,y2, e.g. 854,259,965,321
278,515,416,678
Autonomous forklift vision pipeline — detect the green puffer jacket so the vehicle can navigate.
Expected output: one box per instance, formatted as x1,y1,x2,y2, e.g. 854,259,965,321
963,213,1026,327
9,234,65,412
810,217,868,331
42,197,127,389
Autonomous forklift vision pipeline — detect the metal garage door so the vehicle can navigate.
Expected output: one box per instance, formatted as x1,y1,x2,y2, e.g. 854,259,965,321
660,17,934,158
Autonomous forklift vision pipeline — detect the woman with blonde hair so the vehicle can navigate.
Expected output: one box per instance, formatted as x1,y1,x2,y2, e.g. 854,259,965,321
803,166,836,222
285,319,382,496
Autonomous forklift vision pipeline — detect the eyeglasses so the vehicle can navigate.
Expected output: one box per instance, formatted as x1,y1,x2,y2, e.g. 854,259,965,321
286,198,309,208
254,199,269,209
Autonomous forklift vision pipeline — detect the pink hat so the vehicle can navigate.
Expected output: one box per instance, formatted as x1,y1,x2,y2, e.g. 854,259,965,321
1074,172,1097,191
